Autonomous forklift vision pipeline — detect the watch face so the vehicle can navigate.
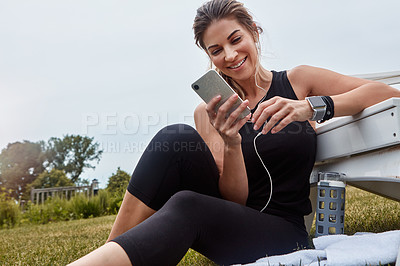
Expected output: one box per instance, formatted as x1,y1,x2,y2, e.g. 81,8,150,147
309,97,326,108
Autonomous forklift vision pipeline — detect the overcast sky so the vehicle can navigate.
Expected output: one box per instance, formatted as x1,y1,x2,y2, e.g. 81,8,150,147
1,0,399,188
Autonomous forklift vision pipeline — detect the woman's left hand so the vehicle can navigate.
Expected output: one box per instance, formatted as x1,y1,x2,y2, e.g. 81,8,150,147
251,96,313,134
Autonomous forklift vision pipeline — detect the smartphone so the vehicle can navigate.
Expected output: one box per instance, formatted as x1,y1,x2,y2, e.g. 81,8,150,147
191,69,251,121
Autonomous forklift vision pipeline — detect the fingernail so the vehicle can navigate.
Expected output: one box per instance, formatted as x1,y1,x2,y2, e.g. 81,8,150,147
253,125,258,130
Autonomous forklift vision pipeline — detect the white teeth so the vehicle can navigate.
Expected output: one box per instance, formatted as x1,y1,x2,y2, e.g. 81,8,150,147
229,57,246,69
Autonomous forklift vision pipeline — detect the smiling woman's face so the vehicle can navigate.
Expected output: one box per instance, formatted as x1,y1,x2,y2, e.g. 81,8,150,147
203,17,258,82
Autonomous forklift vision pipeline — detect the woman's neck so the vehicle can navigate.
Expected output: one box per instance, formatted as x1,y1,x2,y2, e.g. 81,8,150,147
236,66,272,106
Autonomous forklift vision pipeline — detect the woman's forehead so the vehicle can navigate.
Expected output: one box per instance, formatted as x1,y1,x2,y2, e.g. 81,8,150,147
203,18,245,47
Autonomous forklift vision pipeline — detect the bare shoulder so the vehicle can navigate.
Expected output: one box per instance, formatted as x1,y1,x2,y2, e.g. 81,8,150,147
287,64,314,77
286,65,315,99
287,65,331,87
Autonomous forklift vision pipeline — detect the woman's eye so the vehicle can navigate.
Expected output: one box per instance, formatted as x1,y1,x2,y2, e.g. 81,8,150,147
211,49,221,55
232,36,241,43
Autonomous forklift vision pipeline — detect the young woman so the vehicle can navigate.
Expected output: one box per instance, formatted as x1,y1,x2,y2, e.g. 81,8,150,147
69,0,400,265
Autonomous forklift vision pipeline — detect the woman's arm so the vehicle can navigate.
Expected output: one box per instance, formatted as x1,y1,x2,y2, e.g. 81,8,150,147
194,96,250,205
252,65,400,134
194,103,225,173
289,65,400,116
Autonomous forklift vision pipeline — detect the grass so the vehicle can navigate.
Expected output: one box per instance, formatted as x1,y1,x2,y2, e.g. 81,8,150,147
0,215,215,265
344,186,400,235
0,186,399,265
0,215,114,265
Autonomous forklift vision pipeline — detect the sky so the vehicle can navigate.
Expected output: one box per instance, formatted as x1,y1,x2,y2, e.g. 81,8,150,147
1,0,399,188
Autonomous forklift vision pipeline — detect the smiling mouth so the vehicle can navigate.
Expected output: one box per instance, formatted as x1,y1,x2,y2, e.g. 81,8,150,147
228,57,247,69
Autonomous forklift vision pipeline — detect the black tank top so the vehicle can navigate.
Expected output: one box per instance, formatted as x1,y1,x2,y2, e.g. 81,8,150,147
239,70,316,226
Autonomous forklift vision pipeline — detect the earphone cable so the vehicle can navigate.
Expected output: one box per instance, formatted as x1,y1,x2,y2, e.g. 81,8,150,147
254,132,273,213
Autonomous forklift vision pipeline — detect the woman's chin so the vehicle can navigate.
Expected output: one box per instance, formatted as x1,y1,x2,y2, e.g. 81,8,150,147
227,68,255,82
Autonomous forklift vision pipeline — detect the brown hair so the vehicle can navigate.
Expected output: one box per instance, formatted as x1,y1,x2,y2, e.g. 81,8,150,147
193,0,263,99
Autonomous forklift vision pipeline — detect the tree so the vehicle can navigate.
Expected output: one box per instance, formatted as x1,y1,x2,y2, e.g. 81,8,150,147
46,135,103,183
0,141,45,199
106,167,130,196
29,169,74,189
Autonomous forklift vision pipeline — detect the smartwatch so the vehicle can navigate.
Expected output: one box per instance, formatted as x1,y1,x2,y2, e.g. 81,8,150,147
306,96,327,121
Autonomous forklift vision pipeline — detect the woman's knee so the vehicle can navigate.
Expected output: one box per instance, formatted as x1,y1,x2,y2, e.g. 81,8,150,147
127,124,216,211
146,124,207,154
159,124,197,135
153,124,201,143
162,190,207,218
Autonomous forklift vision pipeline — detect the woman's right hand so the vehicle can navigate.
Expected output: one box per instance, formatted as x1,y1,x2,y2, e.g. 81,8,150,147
205,94,251,147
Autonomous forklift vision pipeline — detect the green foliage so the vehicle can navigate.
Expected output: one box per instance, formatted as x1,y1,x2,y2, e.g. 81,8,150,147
69,193,105,219
45,135,103,183
97,189,111,214
25,169,75,204
21,189,117,225
106,167,130,196
30,169,74,189
0,135,103,200
22,197,72,224
108,195,124,214
104,167,129,214
0,141,45,199
0,188,21,228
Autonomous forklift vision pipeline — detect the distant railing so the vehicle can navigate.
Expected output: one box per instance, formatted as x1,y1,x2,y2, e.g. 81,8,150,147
30,179,99,204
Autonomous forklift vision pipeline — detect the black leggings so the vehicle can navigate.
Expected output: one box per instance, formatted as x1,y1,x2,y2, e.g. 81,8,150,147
112,124,309,266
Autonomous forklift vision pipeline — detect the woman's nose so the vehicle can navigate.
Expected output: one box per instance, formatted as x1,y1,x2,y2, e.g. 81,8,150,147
224,47,238,62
